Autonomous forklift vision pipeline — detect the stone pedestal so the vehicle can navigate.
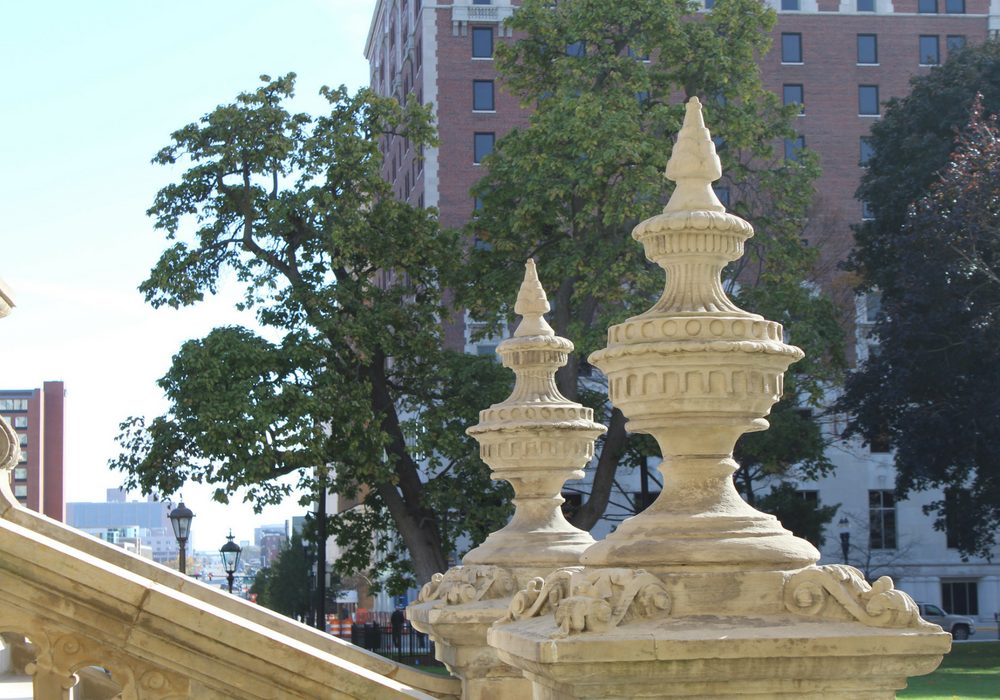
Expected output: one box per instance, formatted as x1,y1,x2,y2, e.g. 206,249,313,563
485,98,951,699
409,261,606,700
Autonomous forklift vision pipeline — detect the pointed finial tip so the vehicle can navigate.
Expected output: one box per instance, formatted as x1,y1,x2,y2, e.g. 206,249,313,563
514,258,555,337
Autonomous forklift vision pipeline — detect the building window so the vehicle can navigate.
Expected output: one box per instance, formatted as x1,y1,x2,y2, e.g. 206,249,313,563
714,187,730,207
797,490,819,502
704,0,715,6
14,485,27,499
13,416,26,428
944,0,965,12
783,84,804,114
866,291,881,323
566,41,586,57
473,80,495,111
860,137,873,165
13,467,26,481
18,433,27,447
0,399,28,411
859,85,879,115
941,581,978,616
474,133,495,164
785,135,805,162
869,490,897,549
858,35,878,64
781,0,800,9
473,0,491,4
18,450,26,464
918,0,937,12
472,27,493,58
919,36,940,65
862,201,875,220
857,0,875,10
947,35,966,52
781,34,802,63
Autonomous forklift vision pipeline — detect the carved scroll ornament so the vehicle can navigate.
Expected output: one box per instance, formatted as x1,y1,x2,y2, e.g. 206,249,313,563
497,568,671,638
785,565,939,630
417,566,516,607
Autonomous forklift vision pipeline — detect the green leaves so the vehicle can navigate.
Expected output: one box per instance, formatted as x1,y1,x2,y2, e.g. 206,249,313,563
113,74,504,587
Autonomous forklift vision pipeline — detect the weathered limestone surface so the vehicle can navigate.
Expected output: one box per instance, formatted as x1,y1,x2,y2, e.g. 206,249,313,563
408,262,606,700
486,98,952,699
0,275,458,700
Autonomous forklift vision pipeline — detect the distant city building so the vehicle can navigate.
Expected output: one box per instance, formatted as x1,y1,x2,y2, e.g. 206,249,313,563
254,524,285,547
2,381,65,521
259,533,286,568
67,490,177,563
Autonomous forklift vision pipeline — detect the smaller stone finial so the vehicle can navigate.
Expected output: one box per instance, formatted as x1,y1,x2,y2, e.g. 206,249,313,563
663,97,725,214
513,260,555,338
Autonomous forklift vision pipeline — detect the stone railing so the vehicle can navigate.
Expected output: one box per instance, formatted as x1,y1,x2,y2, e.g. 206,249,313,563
0,282,459,700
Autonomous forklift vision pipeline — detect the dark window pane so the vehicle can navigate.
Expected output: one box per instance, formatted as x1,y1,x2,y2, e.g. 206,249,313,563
474,133,495,163
859,85,879,115
704,0,715,7
945,0,964,12
473,0,491,4
714,187,730,207
781,34,802,63
857,0,874,10
918,0,937,12
947,35,966,51
784,135,804,161
858,35,878,64
860,137,873,165
781,0,799,9
783,84,804,113
920,36,940,64
869,491,882,508
866,292,881,322
472,27,493,58
566,41,586,57
473,80,494,110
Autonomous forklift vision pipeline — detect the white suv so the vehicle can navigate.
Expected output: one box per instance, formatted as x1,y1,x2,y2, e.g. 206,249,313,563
917,603,976,640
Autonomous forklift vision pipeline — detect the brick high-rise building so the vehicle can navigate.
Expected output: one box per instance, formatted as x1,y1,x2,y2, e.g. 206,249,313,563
2,381,65,522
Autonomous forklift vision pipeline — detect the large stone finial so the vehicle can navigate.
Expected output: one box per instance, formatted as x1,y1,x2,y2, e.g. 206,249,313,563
513,259,554,337
664,97,726,214
583,97,815,572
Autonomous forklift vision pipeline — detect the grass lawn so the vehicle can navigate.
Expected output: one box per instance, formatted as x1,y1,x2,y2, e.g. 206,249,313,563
898,641,999,699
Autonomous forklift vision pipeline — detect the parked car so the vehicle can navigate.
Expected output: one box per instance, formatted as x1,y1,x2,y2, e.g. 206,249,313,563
917,603,976,640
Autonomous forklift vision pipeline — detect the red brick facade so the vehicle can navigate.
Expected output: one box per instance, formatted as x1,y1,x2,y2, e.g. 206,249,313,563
366,0,998,344
2,381,65,522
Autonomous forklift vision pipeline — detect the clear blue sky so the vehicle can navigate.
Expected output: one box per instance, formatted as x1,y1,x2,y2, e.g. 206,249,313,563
0,0,375,549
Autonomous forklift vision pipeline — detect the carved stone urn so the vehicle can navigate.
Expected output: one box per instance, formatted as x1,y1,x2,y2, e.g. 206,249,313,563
408,260,606,700
485,97,951,699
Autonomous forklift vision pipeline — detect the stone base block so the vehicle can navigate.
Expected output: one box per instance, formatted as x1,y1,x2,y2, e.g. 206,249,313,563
489,614,951,699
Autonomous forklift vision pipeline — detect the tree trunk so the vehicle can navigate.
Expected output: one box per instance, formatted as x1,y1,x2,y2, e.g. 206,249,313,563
571,407,629,530
365,359,450,584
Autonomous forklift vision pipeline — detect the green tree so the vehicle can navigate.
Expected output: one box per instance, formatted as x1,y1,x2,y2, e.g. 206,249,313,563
112,74,512,589
839,97,1000,558
756,482,839,548
457,0,845,526
256,531,310,618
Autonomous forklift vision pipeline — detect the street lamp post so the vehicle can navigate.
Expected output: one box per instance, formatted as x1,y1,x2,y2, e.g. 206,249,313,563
838,516,851,565
168,501,194,575
302,537,315,628
220,531,242,595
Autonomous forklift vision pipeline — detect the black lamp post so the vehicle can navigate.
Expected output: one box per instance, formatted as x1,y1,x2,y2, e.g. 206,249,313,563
302,537,315,627
168,501,194,575
220,531,242,594
838,516,851,565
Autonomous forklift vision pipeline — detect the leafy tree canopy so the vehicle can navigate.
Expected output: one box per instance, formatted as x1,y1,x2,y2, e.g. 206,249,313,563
457,0,845,526
112,74,513,589
756,481,839,548
839,96,1000,558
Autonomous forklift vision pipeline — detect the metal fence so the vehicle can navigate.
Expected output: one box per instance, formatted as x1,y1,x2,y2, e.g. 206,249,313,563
348,622,443,667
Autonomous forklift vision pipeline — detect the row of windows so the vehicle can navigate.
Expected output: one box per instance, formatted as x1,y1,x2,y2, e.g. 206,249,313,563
1,415,27,428
781,33,965,65
769,0,965,10
13,467,26,481
0,399,28,411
